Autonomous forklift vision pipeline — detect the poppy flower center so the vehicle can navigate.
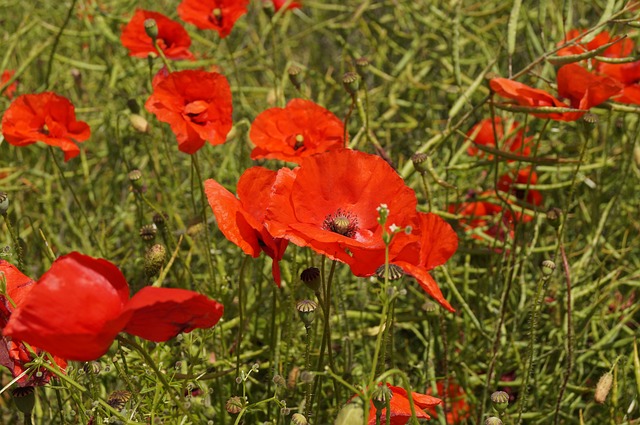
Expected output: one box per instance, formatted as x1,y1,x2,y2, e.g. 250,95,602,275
184,100,209,123
40,124,50,135
294,134,304,150
322,209,358,238
210,8,222,25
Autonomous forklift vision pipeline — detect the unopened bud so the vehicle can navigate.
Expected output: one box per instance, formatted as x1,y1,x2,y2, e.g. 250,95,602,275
144,244,166,277
225,396,244,414
594,371,613,404
291,413,308,425
130,114,149,133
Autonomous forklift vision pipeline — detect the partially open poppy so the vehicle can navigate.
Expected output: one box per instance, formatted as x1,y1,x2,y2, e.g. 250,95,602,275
1,92,91,161
249,99,344,163
120,9,194,60
0,261,67,386
204,167,288,286
3,253,224,361
145,70,233,154
364,384,441,425
426,381,471,424
178,0,249,38
466,117,532,158
497,166,543,210
1,70,18,99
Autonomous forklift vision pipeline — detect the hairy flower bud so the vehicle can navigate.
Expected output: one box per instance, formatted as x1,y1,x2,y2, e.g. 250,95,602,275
594,371,613,404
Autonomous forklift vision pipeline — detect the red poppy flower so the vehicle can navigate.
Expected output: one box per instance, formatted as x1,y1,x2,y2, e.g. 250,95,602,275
348,212,458,312
1,92,90,161
365,384,441,425
250,99,344,163
466,117,532,158
270,0,302,11
204,167,288,286
556,29,633,58
490,64,621,121
426,381,471,424
0,261,67,386
145,70,233,154
3,252,224,361
265,149,419,265
120,9,194,60
178,0,249,38
497,166,543,209
1,70,18,99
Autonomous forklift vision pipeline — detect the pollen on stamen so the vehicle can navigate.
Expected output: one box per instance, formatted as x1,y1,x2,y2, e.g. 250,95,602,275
322,208,359,238
294,134,304,150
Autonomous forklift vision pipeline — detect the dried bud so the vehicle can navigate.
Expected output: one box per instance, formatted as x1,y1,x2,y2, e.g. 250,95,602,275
541,260,556,277
490,390,509,413
225,396,244,414
107,390,132,411
83,361,101,374
12,386,35,415
139,224,157,242
371,384,393,411
0,191,9,215
291,413,308,425
411,153,429,175
130,114,149,133
594,371,613,404
296,300,317,327
272,374,286,387
300,267,321,292
342,72,360,95
153,212,168,227
143,18,158,41
288,65,303,89
144,244,166,277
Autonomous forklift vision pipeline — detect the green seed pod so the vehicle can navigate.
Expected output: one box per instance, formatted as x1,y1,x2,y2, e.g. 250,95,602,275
342,72,360,95
296,300,317,328
139,224,157,242
490,390,509,413
300,267,321,292
485,417,503,425
143,19,158,41
291,413,308,425
12,386,35,416
355,57,370,78
288,65,303,89
541,260,556,277
225,396,244,414
411,153,429,175
375,264,404,282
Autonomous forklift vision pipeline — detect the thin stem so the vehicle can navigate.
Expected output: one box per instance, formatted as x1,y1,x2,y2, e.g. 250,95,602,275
44,0,78,88
191,152,218,290
235,256,249,391
553,239,573,424
2,213,24,271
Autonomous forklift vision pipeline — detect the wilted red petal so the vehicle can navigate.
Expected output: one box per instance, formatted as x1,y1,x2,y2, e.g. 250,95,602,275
178,0,249,38
3,253,130,361
120,9,194,60
122,287,223,341
1,92,90,161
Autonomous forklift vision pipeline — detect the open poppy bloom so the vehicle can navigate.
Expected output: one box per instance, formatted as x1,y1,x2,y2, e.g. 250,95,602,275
447,191,514,242
490,64,621,121
1,261,67,386
178,0,249,38
120,9,194,60
270,0,302,11
266,149,458,311
249,99,345,163
364,384,441,425
466,117,532,158
426,381,471,424
1,70,18,99
204,167,288,286
3,253,224,361
1,92,91,161
145,69,233,154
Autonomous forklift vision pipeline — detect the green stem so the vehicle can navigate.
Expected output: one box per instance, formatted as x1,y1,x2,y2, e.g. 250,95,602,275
2,213,24,271
191,152,218,290
44,0,78,88
235,256,249,391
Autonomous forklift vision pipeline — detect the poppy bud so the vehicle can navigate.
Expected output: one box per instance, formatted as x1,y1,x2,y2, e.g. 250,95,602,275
371,384,393,410
485,417,503,425
300,267,321,292
288,65,303,89
296,299,317,328
541,259,556,277
129,114,149,133
355,57,369,78
143,18,158,41
225,396,244,414
0,191,9,216
139,224,157,242
594,371,613,404
490,390,509,413
411,153,429,175
291,413,308,425
546,207,562,229
300,370,314,384
12,386,35,416
272,374,286,387
144,244,166,277
342,72,360,95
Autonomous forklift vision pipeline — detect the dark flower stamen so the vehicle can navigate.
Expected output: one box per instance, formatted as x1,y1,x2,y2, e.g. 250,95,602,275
294,134,304,150
322,208,358,238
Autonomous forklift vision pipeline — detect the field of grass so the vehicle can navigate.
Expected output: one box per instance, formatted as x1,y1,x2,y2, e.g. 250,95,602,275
1,0,639,424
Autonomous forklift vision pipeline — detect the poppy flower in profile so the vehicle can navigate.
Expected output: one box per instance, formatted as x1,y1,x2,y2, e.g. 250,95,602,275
364,384,441,425
270,0,302,11
1,92,91,161
120,9,194,60
204,167,288,286
490,64,621,121
145,70,233,154
0,261,67,386
466,117,532,158
3,252,224,361
426,381,471,424
1,70,18,99
250,99,345,163
178,0,249,38
266,149,419,265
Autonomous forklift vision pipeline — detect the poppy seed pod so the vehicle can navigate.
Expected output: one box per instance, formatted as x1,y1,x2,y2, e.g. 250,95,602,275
288,65,303,89
0,191,9,215
296,299,317,328
139,224,157,242
12,386,35,415
128,169,143,189
355,57,370,78
546,207,562,229
225,396,244,414
485,417,503,425
411,153,429,175
490,390,509,413
153,212,168,227
300,267,321,292
375,264,404,282
143,18,158,41
541,259,556,277
291,413,308,425
144,244,166,277
342,72,360,95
